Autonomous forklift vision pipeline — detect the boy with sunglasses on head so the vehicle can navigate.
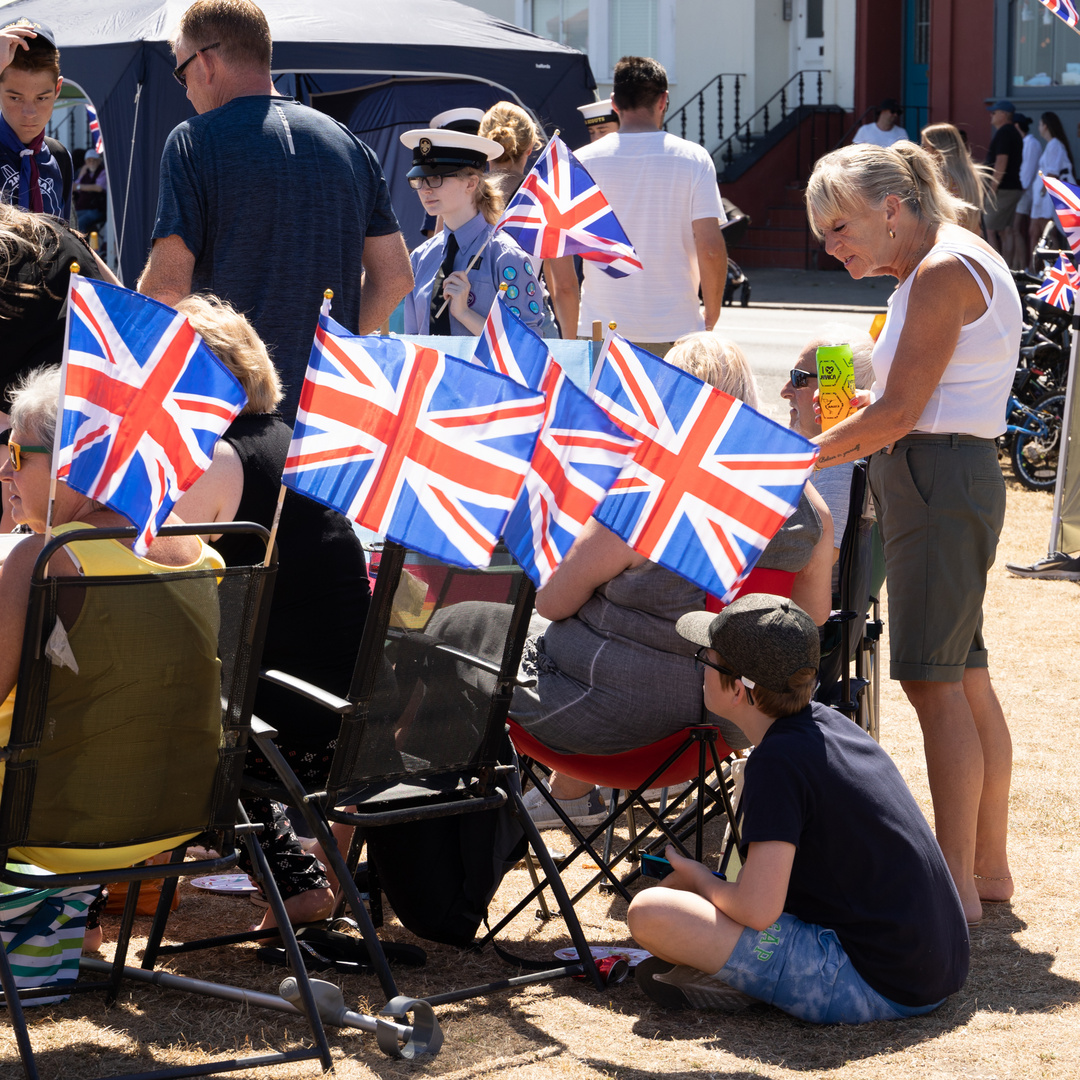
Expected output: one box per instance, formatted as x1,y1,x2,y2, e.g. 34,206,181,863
0,20,73,221
628,593,969,1023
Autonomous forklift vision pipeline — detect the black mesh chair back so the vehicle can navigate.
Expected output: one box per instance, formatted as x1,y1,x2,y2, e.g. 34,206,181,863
326,544,534,800
0,524,344,1080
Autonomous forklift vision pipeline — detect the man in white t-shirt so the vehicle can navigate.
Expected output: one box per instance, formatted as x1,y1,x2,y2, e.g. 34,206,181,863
548,56,727,353
852,99,909,148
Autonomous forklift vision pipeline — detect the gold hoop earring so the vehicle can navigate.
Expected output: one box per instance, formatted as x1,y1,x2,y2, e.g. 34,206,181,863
889,229,896,239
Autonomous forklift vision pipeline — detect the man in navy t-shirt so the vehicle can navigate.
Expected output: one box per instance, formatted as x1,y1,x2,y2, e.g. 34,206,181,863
138,0,413,421
628,594,969,1023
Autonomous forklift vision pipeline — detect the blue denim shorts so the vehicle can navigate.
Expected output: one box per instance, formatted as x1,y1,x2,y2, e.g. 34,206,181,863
717,913,945,1024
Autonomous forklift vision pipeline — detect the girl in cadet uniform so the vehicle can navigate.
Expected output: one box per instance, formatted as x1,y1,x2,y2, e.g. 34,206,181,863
400,127,549,337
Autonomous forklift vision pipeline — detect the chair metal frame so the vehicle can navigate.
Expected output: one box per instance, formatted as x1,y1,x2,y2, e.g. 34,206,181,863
233,540,605,1016
0,523,346,1080
816,462,883,739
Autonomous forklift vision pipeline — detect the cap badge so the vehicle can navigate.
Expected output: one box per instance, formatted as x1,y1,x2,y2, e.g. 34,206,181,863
419,138,432,156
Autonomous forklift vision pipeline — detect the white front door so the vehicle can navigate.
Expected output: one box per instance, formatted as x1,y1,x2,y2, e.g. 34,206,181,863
795,0,827,72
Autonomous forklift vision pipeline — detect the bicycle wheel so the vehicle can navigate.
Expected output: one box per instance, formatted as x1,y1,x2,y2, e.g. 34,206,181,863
1011,392,1066,491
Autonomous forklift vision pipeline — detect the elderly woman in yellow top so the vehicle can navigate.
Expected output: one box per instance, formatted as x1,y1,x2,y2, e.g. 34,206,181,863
0,366,225,877
805,141,1022,925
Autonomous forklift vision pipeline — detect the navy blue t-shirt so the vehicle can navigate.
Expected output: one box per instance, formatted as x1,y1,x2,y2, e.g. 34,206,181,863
739,702,969,1007
152,95,400,419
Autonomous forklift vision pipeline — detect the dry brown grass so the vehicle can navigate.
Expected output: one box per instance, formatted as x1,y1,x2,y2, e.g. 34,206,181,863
4,473,1079,1080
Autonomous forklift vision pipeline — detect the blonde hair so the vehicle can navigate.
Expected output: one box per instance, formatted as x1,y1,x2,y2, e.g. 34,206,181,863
920,123,989,233
460,167,506,225
175,294,283,415
806,141,973,239
665,333,761,410
478,102,540,166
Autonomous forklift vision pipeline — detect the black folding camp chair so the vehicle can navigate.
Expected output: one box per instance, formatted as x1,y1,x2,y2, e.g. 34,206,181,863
239,540,604,1014
0,523,344,1080
816,463,884,737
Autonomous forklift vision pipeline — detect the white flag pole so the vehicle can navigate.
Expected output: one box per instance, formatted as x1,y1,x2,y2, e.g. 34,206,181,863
587,321,619,396
43,261,82,555
1046,274,1080,554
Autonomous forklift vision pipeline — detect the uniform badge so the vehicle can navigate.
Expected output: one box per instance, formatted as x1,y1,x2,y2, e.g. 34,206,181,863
419,138,432,156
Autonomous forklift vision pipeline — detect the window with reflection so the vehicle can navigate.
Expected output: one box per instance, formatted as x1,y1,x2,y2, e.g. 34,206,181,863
1012,0,1080,88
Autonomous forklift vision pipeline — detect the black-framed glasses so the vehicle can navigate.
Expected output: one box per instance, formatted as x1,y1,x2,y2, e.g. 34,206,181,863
789,368,818,389
173,42,220,88
408,173,463,190
7,442,49,471
694,646,757,702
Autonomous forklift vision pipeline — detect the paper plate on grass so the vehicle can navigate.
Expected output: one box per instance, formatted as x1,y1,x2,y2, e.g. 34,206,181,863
554,946,651,967
189,874,259,895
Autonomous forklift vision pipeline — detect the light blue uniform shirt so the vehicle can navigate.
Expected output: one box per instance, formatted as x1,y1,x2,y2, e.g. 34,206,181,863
403,212,547,335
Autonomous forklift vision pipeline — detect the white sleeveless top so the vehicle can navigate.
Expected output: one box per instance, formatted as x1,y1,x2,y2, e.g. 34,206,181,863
871,236,1022,438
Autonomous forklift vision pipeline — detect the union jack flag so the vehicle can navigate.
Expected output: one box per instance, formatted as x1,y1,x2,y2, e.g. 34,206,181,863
85,103,103,155
496,134,643,278
283,313,546,567
59,277,247,553
1043,173,1080,253
1035,253,1080,310
472,298,638,584
589,335,819,602
1039,0,1080,30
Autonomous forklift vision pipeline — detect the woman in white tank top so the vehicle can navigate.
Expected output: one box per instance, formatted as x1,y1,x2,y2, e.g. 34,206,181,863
803,142,1023,928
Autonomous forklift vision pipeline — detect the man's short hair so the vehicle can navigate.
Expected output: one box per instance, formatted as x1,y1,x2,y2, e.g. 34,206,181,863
174,0,271,72
1,20,60,82
612,56,668,112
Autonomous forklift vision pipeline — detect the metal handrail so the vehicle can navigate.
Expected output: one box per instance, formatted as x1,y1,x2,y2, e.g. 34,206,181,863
664,73,747,149
715,69,832,169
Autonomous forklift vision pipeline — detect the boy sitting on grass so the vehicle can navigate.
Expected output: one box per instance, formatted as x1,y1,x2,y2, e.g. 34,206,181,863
1,20,72,219
628,593,970,1023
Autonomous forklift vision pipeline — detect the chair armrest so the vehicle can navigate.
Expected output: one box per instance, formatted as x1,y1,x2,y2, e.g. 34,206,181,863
250,716,279,739
259,669,354,714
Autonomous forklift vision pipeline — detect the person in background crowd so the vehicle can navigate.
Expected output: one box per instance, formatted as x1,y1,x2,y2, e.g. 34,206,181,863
0,20,73,221
1012,114,1041,270
852,98,909,149
577,98,619,143
400,127,549,336
983,100,1024,262
547,56,727,356
806,140,1022,926
780,325,875,592
1029,111,1075,270
138,0,413,423
921,122,989,236
478,100,540,204
73,149,107,235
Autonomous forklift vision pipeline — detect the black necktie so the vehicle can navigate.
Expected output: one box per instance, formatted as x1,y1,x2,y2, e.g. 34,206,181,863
429,232,459,334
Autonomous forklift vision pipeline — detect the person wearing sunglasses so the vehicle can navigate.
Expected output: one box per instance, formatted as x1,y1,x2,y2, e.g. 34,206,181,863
513,333,833,831
0,365,226,950
399,127,550,337
627,593,969,1022
138,0,413,424
780,326,875,589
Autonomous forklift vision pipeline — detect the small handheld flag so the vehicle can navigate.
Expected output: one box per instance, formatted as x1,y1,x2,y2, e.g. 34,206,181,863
495,134,643,278
59,276,248,554
589,334,819,602
473,297,638,584
1035,253,1080,311
1039,0,1080,31
85,103,104,155
1042,173,1080,254
283,313,545,567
